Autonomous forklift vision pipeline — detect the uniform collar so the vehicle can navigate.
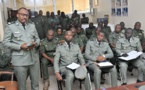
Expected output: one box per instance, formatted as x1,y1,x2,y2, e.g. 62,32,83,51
15,20,28,26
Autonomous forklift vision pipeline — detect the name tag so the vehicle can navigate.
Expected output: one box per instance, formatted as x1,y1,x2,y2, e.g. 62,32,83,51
14,32,20,33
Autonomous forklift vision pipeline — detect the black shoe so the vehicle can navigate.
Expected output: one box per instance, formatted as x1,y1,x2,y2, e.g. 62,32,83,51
101,79,105,84
121,83,127,85
137,79,143,83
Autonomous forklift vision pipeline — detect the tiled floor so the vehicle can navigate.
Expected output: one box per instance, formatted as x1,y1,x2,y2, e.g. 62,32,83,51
26,67,138,90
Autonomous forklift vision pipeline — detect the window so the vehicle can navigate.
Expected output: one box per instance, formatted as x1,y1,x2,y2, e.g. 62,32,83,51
56,0,72,14
74,0,90,13
15,0,90,14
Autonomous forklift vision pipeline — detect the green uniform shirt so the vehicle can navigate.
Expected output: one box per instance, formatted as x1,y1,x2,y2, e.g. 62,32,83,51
133,29,145,44
85,27,96,39
40,38,58,57
102,26,112,41
72,35,84,48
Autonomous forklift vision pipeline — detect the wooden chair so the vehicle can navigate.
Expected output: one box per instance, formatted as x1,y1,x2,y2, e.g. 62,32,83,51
0,71,18,90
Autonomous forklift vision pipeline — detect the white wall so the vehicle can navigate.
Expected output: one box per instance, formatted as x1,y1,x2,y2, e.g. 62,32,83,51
94,0,145,30
0,0,15,41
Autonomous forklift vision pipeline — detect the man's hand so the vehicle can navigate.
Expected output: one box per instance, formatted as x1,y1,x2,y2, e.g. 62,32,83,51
110,43,116,48
20,43,28,50
97,55,106,61
55,72,62,81
122,53,128,57
59,40,65,44
49,58,54,64
27,42,36,50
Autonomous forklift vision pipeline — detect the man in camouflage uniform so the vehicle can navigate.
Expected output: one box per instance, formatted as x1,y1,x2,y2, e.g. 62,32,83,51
60,12,70,30
77,27,88,52
40,30,58,90
102,21,112,41
70,27,84,52
47,12,60,31
133,22,145,45
85,22,96,39
31,11,45,40
55,27,64,42
109,24,124,50
81,13,89,24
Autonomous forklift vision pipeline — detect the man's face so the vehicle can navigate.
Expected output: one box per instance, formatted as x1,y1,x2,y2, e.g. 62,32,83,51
77,27,82,33
34,12,38,17
120,22,125,28
71,28,76,36
51,12,55,17
89,23,93,28
135,23,141,30
39,10,43,15
96,27,101,35
17,9,29,23
64,31,73,42
57,29,62,35
104,21,108,27
47,31,54,40
125,29,132,39
97,32,104,42
115,25,121,33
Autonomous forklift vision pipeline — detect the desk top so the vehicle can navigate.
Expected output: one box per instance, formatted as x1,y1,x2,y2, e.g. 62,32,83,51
0,81,17,90
99,82,145,90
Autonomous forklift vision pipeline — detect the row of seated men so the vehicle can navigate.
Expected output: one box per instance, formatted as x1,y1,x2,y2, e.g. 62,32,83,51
7,9,89,40
39,20,145,90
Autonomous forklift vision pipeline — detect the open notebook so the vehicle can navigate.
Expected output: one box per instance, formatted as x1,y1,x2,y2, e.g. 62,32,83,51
119,51,143,61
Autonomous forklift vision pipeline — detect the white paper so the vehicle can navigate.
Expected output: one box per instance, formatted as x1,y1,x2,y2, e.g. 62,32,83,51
66,63,80,70
119,51,143,61
98,62,113,67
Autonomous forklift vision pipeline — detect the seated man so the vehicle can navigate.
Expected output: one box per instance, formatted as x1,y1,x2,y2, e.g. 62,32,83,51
40,30,58,90
0,43,16,81
54,31,91,90
85,22,96,39
85,32,117,89
116,28,145,85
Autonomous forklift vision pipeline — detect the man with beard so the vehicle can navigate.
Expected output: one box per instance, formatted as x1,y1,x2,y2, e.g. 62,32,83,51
54,31,91,90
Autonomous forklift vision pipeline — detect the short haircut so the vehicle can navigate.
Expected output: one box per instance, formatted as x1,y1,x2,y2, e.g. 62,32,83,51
56,27,63,32
18,7,28,13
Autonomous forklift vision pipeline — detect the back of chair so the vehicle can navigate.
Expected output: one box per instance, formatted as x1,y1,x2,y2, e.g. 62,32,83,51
0,86,6,90
0,71,14,81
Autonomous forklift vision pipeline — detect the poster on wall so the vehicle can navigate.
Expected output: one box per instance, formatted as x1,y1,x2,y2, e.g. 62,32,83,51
111,0,128,16
122,7,128,16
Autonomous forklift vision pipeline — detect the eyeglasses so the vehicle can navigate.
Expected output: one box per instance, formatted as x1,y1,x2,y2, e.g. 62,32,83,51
18,13,29,17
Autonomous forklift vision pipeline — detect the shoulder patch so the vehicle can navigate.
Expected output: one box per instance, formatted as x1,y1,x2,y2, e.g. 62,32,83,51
7,21,15,25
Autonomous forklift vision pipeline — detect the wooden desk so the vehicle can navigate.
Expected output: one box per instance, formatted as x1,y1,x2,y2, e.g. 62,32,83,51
124,82,145,90
0,81,17,90
99,82,145,90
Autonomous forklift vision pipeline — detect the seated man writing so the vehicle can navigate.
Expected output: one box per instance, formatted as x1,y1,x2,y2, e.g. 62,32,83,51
85,32,117,90
116,28,145,85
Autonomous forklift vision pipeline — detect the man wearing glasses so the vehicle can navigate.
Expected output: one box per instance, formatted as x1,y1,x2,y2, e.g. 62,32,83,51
3,7,40,90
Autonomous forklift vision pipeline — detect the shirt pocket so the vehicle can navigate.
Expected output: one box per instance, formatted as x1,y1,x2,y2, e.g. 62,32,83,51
13,33,23,41
12,50,23,55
